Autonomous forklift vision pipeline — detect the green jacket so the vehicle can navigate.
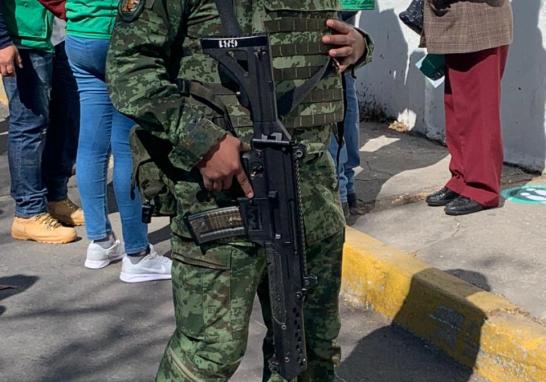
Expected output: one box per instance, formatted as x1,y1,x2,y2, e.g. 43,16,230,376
66,0,118,39
0,0,53,51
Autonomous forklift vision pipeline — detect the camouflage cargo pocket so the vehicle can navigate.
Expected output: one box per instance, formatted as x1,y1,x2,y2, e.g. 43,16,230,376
172,255,231,343
299,152,345,246
129,126,177,217
171,238,263,343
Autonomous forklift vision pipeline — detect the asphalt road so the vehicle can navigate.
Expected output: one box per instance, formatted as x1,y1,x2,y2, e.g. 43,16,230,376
0,215,483,382
0,117,483,381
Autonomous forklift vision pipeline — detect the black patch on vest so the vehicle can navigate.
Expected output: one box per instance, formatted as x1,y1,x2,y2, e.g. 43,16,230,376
118,0,145,22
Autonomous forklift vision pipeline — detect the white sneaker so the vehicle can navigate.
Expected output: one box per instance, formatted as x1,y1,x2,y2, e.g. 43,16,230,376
119,245,172,283
85,239,123,269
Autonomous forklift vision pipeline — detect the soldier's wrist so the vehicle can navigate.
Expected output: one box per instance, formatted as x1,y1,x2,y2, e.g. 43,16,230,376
350,27,374,77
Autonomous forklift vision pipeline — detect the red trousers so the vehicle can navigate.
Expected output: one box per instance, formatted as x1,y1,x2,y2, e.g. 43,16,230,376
444,45,509,207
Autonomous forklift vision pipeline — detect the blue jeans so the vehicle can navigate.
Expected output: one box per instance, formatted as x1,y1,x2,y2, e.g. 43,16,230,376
65,36,148,253
329,73,361,203
4,48,77,217
43,42,80,201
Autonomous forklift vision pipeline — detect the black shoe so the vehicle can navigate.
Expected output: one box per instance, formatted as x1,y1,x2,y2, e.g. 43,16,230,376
426,187,459,206
347,193,368,216
444,196,485,216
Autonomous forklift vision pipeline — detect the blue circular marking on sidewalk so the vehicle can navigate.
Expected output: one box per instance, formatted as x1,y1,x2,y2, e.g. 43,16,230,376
501,185,546,205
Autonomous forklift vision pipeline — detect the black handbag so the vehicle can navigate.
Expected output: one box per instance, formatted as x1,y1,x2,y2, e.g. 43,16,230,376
399,0,424,35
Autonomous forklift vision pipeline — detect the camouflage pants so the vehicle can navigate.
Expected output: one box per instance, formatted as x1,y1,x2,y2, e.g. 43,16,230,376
155,230,344,382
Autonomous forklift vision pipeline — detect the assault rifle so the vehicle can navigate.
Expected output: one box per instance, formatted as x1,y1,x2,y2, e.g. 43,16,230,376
198,34,316,380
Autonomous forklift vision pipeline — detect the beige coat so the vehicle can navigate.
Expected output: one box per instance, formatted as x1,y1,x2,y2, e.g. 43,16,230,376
421,0,513,54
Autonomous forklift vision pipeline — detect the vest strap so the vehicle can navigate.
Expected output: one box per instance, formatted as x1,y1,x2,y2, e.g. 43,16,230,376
273,65,326,82
230,109,344,130
302,87,344,103
270,42,329,58
264,18,326,33
283,109,345,129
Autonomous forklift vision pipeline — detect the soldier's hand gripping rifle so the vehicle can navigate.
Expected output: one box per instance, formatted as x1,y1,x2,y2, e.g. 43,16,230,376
197,35,316,381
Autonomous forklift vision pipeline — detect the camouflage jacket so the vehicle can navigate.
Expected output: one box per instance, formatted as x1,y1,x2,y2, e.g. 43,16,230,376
106,0,372,244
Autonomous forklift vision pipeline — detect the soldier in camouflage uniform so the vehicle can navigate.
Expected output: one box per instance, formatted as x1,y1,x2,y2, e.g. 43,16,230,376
107,1,372,381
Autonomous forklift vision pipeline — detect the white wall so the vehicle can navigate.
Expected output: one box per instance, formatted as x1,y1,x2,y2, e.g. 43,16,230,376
355,0,546,172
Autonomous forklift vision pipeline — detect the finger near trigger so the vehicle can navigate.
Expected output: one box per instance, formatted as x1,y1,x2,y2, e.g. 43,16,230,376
224,176,233,190
212,180,223,192
236,170,254,198
203,177,213,191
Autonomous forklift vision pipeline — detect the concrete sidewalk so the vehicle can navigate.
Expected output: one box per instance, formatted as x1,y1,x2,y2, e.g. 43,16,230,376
350,122,544,323
337,121,546,382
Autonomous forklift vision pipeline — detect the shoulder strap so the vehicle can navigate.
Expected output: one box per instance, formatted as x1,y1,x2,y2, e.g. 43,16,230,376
276,61,334,117
214,0,242,36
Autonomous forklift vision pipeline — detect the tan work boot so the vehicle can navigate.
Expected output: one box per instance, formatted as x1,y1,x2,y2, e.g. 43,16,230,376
11,213,78,244
48,198,85,226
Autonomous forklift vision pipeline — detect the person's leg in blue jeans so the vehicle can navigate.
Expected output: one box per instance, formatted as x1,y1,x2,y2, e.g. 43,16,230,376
5,49,52,218
328,73,366,220
66,36,170,282
328,133,349,216
43,41,79,201
4,48,77,243
43,41,85,226
66,36,147,251
342,74,366,214
110,109,150,254
343,74,359,196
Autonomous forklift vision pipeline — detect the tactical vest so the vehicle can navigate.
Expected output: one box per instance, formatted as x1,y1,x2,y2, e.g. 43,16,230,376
131,0,346,219
178,0,345,147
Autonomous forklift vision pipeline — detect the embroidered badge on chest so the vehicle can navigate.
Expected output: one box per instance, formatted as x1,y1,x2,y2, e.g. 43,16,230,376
119,0,145,22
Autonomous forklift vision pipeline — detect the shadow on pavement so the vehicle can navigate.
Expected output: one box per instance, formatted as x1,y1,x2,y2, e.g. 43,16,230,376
353,122,448,210
0,275,39,316
339,269,490,382
444,269,491,293
348,9,450,220
148,223,171,245
1,274,173,381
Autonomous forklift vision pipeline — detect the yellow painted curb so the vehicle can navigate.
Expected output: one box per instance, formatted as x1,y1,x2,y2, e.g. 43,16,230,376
342,226,546,382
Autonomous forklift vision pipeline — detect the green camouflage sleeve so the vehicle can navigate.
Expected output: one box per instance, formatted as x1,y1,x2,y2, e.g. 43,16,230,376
106,0,227,172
